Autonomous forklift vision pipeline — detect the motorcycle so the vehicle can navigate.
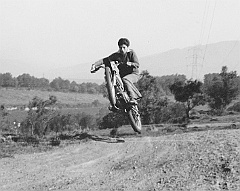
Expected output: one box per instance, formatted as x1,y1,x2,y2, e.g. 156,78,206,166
91,61,142,134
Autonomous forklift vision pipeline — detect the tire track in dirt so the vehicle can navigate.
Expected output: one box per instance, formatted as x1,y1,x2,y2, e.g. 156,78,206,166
1,129,240,191
0,136,162,191
79,136,176,191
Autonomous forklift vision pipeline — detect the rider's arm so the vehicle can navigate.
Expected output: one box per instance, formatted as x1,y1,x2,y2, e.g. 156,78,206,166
93,59,104,67
94,52,118,67
91,59,104,73
91,55,114,73
127,61,139,68
127,50,139,68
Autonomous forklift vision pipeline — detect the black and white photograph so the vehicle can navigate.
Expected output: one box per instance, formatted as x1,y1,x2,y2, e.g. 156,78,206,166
0,0,240,190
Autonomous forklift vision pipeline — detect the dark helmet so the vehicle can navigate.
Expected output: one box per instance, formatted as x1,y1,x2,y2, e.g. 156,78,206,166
118,38,130,47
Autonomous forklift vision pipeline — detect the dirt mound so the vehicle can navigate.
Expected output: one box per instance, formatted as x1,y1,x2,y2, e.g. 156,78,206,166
1,128,240,191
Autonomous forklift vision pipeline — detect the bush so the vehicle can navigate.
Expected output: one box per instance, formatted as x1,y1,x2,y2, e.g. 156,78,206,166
204,66,239,111
156,102,187,124
99,111,129,129
49,137,60,146
227,102,240,112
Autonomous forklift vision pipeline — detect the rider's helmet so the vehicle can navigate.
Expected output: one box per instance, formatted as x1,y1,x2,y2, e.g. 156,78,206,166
118,38,130,47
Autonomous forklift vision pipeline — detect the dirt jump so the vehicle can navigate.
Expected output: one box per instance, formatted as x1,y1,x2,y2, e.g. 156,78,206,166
1,125,240,191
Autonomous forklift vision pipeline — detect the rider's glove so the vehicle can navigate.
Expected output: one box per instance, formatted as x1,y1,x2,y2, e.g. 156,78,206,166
126,62,132,66
90,64,97,73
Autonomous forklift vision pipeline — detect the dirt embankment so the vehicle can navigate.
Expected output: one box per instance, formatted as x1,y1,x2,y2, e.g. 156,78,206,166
1,129,240,191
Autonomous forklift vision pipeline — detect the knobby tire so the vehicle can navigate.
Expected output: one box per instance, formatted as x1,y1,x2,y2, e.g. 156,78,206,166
105,66,116,106
127,105,142,134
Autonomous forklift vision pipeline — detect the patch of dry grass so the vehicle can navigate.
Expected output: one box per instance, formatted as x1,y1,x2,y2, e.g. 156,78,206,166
0,88,108,106
152,130,240,190
0,141,54,158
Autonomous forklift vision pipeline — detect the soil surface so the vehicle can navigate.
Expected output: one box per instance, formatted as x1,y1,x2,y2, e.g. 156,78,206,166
1,129,240,191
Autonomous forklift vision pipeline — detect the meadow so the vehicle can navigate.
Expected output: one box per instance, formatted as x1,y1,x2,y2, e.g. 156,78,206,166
0,88,108,107
0,88,109,132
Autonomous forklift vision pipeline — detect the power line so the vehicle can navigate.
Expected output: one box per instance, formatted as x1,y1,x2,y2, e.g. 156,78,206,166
198,0,210,45
221,40,240,70
186,46,203,80
188,0,211,80
201,0,217,66
220,41,239,66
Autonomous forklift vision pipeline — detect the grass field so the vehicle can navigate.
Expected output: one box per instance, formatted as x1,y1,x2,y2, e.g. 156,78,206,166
1,106,107,125
0,88,108,106
0,88,109,131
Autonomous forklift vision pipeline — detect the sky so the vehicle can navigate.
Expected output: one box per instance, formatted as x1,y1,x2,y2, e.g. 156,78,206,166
0,0,239,78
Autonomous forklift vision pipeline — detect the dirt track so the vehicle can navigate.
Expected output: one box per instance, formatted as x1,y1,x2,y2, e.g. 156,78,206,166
1,129,240,191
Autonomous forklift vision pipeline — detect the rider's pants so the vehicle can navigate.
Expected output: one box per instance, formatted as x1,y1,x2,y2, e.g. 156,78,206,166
122,74,142,100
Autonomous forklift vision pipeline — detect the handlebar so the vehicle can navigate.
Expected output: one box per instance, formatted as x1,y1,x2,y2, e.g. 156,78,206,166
91,61,124,73
90,64,104,73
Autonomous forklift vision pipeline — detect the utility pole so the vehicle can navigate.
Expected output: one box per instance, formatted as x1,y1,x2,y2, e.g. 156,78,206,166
186,46,203,80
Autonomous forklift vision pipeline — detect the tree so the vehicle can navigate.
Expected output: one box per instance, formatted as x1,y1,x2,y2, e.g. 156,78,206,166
74,112,96,130
70,81,79,92
204,66,240,112
99,82,107,97
155,102,186,124
0,104,8,118
50,77,62,91
17,73,33,88
35,78,50,88
156,74,186,95
46,113,72,135
0,73,16,87
169,79,205,120
61,79,71,91
78,83,88,93
21,96,58,136
99,111,128,129
136,71,169,124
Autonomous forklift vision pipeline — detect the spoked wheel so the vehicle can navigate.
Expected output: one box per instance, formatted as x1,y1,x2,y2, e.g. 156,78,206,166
127,105,142,134
105,66,116,106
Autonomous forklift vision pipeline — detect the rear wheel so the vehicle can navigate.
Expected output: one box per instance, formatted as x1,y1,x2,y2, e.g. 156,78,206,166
105,66,116,106
127,105,142,134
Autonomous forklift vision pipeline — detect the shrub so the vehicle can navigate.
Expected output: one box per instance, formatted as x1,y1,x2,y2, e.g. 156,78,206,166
169,79,205,119
156,102,187,124
204,66,239,112
99,111,128,129
49,137,60,146
227,102,240,112
74,112,97,131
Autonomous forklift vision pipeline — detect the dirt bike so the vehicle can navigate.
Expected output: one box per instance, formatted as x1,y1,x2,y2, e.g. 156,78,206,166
91,61,142,134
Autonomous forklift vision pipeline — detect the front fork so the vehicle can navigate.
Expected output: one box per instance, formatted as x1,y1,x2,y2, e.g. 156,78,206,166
108,65,130,112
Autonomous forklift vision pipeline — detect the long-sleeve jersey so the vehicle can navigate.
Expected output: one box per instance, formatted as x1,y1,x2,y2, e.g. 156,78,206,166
94,49,139,78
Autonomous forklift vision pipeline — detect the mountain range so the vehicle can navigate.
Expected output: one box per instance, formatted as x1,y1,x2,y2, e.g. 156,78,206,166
1,41,239,84
139,40,239,79
46,40,239,83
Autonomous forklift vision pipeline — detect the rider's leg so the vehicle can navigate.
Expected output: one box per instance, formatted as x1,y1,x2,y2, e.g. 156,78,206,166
122,74,141,103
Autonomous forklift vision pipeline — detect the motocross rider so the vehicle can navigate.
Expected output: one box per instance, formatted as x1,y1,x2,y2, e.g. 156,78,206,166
91,38,142,105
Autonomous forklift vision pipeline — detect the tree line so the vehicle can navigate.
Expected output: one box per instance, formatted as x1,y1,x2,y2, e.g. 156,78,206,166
1,66,240,137
102,66,240,126
0,72,189,96
0,73,103,94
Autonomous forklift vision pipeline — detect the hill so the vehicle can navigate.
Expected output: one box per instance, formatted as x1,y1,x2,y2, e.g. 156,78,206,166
42,40,239,81
139,40,239,79
1,41,239,83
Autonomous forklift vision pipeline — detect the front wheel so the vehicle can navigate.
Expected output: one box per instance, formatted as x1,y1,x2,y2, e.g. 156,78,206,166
127,105,142,134
105,66,116,106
